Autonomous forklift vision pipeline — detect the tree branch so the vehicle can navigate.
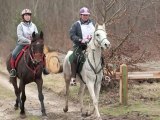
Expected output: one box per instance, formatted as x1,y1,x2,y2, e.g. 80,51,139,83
105,0,128,24
109,0,146,59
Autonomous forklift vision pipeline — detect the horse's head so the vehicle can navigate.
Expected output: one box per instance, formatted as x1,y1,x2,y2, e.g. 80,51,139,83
94,23,111,49
30,31,44,64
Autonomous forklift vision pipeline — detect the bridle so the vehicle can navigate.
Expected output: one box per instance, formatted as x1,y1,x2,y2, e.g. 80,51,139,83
23,42,44,79
86,29,108,83
29,41,44,65
94,29,108,46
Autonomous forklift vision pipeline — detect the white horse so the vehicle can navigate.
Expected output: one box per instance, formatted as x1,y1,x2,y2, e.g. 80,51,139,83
63,23,111,119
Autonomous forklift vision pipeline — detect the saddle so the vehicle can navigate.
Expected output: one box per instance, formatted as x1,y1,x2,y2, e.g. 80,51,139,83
69,51,86,74
14,46,29,68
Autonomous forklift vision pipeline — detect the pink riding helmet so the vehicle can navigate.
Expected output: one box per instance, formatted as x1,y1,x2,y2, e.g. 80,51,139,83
79,7,90,15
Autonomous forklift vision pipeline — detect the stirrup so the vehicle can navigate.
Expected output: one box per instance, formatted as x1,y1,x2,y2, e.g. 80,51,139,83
10,69,16,77
70,78,77,86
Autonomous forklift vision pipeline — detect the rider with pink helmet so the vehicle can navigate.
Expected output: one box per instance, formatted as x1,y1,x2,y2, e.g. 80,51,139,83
79,7,90,15
69,7,95,86
10,9,49,77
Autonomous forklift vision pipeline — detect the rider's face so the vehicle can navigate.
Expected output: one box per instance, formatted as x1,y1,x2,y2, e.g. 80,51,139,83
80,14,90,22
23,14,31,22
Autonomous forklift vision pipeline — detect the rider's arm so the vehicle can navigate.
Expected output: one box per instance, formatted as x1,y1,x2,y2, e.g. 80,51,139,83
69,22,82,45
17,24,31,45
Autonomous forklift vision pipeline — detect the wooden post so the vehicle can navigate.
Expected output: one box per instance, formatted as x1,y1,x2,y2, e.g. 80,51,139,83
120,64,128,105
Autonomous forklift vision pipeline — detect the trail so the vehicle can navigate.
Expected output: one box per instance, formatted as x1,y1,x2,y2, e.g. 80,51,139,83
0,72,81,120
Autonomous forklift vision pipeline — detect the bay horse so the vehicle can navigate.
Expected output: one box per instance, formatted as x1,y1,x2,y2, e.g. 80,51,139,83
6,31,46,118
63,24,111,120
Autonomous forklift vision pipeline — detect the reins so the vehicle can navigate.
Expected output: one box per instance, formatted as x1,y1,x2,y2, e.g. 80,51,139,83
87,50,103,83
23,46,43,80
85,29,107,83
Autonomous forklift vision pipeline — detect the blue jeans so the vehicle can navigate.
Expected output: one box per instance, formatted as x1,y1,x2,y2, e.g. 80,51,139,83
12,45,24,59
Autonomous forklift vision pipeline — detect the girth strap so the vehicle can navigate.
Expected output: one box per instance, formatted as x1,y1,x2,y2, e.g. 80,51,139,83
87,58,103,75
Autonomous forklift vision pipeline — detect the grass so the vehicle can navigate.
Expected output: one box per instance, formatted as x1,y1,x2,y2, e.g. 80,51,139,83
43,74,160,119
43,73,65,93
100,101,160,116
99,82,160,120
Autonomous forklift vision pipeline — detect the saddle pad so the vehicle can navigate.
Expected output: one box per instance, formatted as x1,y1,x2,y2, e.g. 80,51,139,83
15,46,29,67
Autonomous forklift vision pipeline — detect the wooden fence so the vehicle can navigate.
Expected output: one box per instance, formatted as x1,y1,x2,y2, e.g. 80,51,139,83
117,64,160,106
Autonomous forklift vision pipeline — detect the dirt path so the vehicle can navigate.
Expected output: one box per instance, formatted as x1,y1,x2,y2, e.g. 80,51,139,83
0,73,82,120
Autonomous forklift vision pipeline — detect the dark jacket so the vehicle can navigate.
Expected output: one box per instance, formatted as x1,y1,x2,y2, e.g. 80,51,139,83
69,19,95,48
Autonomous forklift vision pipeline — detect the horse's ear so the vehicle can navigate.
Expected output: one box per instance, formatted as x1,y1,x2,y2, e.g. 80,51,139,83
95,23,99,30
102,23,106,30
40,31,43,39
32,31,36,38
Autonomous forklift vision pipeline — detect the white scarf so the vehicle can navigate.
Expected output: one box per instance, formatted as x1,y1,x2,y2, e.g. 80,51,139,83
78,21,95,39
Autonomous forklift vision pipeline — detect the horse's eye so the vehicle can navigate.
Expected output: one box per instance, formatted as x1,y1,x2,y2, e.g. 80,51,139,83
96,34,99,37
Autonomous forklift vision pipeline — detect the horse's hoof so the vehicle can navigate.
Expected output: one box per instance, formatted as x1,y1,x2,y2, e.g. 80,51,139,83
81,111,91,117
42,112,47,116
42,115,48,120
14,106,18,110
97,117,102,120
20,114,26,119
63,107,68,112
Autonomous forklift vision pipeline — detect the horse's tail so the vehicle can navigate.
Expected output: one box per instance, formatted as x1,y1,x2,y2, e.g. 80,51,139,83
6,54,12,83
6,54,12,70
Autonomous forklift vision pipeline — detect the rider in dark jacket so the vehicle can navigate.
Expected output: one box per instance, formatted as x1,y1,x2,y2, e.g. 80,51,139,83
69,7,95,86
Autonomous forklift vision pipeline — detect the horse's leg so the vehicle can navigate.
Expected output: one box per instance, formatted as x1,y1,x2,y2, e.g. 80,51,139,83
63,74,70,112
94,81,101,103
78,81,86,115
86,81,101,119
10,77,20,110
19,81,26,118
94,81,102,119
36,79,46,116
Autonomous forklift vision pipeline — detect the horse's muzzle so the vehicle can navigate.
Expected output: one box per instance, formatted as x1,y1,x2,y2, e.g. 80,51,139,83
33,53,44,64
104,43,111,49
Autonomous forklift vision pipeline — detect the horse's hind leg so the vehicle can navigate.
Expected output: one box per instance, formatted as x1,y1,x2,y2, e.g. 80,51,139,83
10,77,20,110
63,74,70,112
36,79,46,116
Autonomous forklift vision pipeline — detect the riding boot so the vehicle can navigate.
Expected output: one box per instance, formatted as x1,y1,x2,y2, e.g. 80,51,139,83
43,56,49,75
70,61,77,86
10,57,16,77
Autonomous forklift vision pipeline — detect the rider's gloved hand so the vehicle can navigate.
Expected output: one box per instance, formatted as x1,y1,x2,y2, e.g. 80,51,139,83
81,35,92,44
86,35,92,41
81,38,89,43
